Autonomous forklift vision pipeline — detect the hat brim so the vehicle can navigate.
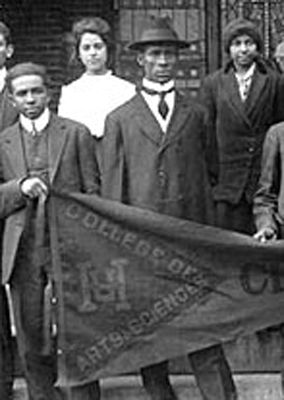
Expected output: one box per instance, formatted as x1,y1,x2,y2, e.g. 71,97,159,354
128,39,189,51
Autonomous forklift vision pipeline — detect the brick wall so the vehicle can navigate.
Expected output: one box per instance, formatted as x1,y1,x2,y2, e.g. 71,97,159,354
2,0,114,109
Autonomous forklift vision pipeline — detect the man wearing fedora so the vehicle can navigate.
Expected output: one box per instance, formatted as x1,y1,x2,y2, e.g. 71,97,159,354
102,15,237,400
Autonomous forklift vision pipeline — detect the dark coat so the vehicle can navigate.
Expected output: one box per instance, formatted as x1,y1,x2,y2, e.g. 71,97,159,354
102,91,213,224
0,85,17,398
0,86,18,277
199,60,284,205
0,87,18,134
253,121,284,235
0,113,100,284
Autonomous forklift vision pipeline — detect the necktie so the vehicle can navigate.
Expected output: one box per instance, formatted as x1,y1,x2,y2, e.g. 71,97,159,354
141,86,175,119
158,91,169,119
31,121,38,136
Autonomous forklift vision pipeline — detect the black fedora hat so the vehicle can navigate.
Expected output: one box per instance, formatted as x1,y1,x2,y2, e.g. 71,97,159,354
128,15,189,50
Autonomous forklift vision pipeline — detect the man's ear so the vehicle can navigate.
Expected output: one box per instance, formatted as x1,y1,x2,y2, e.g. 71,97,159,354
137,53,145,67
6,44,14,59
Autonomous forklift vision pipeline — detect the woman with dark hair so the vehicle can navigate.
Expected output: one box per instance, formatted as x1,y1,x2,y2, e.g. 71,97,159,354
58,17,135,141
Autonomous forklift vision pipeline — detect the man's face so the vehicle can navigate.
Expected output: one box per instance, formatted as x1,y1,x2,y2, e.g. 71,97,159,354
0,33,13,69
137,44,178,83
10,74,49,120
229,34,258,69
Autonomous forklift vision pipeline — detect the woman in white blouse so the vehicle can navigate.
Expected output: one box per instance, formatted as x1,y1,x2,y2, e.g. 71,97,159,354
58,17,135,162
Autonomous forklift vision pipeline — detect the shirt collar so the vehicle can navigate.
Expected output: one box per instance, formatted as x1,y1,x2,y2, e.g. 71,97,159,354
142,78,175,93
234,62,256,81
20,108,50,134
0,67,7,92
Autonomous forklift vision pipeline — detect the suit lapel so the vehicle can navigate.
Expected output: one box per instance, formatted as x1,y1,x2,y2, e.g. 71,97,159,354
47,114,68,184
132,92,191,147
244,69,268,119
3,123,27,177
0,89,8,132
163,91,191,146
222,70,252,129
132,93,164,145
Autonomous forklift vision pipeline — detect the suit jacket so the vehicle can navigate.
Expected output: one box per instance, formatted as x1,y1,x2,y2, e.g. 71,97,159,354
0,87,18,134
0,112,100,284
102,90,214,224
199,59,284,205
0,86,18,284
253,121,284,235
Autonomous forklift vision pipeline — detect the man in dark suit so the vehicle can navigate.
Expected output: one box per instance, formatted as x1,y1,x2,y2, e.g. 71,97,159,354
0,62,100,400
0,21,18,400
253,121,284,241
102,15,236,400
0,22,17,133
199,17,284,235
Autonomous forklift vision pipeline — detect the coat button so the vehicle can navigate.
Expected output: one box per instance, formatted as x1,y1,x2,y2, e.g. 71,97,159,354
158,170,167,187
248,146,254,153
51,297,57,305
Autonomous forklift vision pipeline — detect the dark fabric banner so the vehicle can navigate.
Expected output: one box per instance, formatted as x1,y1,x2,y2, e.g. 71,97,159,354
49,192,284,386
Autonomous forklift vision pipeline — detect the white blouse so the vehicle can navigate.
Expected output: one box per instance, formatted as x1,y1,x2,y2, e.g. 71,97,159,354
58,71,135,138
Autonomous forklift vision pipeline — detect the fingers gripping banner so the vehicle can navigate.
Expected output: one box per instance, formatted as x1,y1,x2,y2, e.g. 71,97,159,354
49,192,284,386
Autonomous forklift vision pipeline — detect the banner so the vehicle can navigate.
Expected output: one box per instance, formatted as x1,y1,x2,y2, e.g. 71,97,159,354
49,192,284,386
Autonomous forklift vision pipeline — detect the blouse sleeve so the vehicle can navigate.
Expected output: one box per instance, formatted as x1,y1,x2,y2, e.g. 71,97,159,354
58,85,72,118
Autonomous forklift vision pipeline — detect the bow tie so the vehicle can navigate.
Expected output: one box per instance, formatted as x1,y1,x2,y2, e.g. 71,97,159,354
141,86,175,119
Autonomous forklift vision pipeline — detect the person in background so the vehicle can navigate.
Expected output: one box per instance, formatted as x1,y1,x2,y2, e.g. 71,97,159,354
253,118,284,394
199,17,284,398
0,62,100,400
273,40,284,73
199,17,284,236
0,21,18,400
253,122,284,241
102,15,236,400
0,22,17,133
58,16,135,165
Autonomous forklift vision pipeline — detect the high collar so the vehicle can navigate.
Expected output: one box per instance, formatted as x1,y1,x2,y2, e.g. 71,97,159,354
20,108,50,133
142,78,175,92
234,62,256,80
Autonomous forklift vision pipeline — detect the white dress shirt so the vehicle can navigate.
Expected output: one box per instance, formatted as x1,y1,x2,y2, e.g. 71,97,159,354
141,78,175,133
20,108,50,134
